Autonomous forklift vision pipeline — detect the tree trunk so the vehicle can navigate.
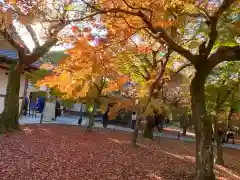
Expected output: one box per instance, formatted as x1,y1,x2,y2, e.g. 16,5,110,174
143,116,154,139
0,63,21,133
86,102,95,131
143,123,154,139
20,77,28,116
190,71,215,180
132,118,140,147
159,119,164,132
227,107,234,129
213,116,224,165
87,114,94,130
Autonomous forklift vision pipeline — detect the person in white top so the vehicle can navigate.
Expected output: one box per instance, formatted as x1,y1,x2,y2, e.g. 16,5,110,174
131,112,137,129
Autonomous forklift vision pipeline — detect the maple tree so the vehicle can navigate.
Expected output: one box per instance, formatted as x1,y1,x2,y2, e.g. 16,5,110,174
37,36,133,129
70,0,239,179
116,46,175,141
0,0,239,179
205,61,240,165
0,0,97,132
0,0,66,132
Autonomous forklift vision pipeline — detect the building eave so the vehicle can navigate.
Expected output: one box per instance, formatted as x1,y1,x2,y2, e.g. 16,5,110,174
0,56,39,71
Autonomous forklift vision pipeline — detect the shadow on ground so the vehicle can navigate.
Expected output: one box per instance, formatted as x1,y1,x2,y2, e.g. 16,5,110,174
0,124,239,180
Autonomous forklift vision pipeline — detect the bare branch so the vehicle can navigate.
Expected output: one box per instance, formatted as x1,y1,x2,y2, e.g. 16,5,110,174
1,27,24,53
25,25,40,48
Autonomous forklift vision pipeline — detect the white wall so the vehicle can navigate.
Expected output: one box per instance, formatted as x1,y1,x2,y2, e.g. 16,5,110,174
70,103,86,112
0,69,26,113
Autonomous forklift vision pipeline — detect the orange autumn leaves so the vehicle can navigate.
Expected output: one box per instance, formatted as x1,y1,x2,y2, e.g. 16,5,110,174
38,37,130,100
37,35,136,119
98,0,187,31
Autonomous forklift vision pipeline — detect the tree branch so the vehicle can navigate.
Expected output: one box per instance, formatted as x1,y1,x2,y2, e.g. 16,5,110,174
152,50,157,67
25,25,40,48
1,26,27,56
208,45,240,67
137,11,196,64
24,38,58,65
131,64,149,81
122,0,153,19
80,0,196,64
142,56,153,68
205,0,236,57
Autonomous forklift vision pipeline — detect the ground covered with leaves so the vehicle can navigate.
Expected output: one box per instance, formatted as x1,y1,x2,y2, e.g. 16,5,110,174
0,125,239,180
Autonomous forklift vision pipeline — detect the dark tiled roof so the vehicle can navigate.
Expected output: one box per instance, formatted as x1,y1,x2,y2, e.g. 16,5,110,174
0,49,41,69
0,50,18,60
0,49,69,70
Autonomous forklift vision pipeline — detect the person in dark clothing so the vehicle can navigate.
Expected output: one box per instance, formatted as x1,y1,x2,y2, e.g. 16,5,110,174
37,96,46,114
23,97,29,116
28,92,37,117
55,100,61,120
103,106,110,128
166,117,170,127
131,112,137,129
154,110,164,133
224,130,235,144
78,104,83,125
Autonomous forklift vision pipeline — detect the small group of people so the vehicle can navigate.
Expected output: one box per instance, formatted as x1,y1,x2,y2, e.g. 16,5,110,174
77,104,110,128
23,93,46,117
130,110,169,132
213,128,236,144
76,104,169,131
23,93,62,120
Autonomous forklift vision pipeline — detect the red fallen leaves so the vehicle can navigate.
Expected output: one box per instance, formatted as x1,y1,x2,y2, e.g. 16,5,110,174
0,125,239,180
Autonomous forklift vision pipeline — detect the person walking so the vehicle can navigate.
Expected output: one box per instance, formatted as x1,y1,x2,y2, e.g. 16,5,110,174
37,96,46,114
78,104,83,125
131,112,137,129
23,97,29,116
29,95,37,118
153,110,163,133
54,99,61,120
102,106,110,128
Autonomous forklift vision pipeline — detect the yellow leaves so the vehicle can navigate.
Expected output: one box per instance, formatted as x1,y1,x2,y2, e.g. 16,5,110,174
0,9,13,29
103,80,119,93
37,36,127,101
40,63,54,70
144,98,165,116
108,103,121,120
103,75,129,94
108,99,135,120
7,0,16,4
87,85,99,99
152,20,173,29
118,75,130,88
99,0,114,9
183,3,198,13
100,103,108,113
76,82,89,98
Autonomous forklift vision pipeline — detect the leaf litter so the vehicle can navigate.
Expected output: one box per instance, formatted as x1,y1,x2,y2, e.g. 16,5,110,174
0,124,239,180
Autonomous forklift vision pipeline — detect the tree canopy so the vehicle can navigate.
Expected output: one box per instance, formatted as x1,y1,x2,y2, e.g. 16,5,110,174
1,0,240,179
